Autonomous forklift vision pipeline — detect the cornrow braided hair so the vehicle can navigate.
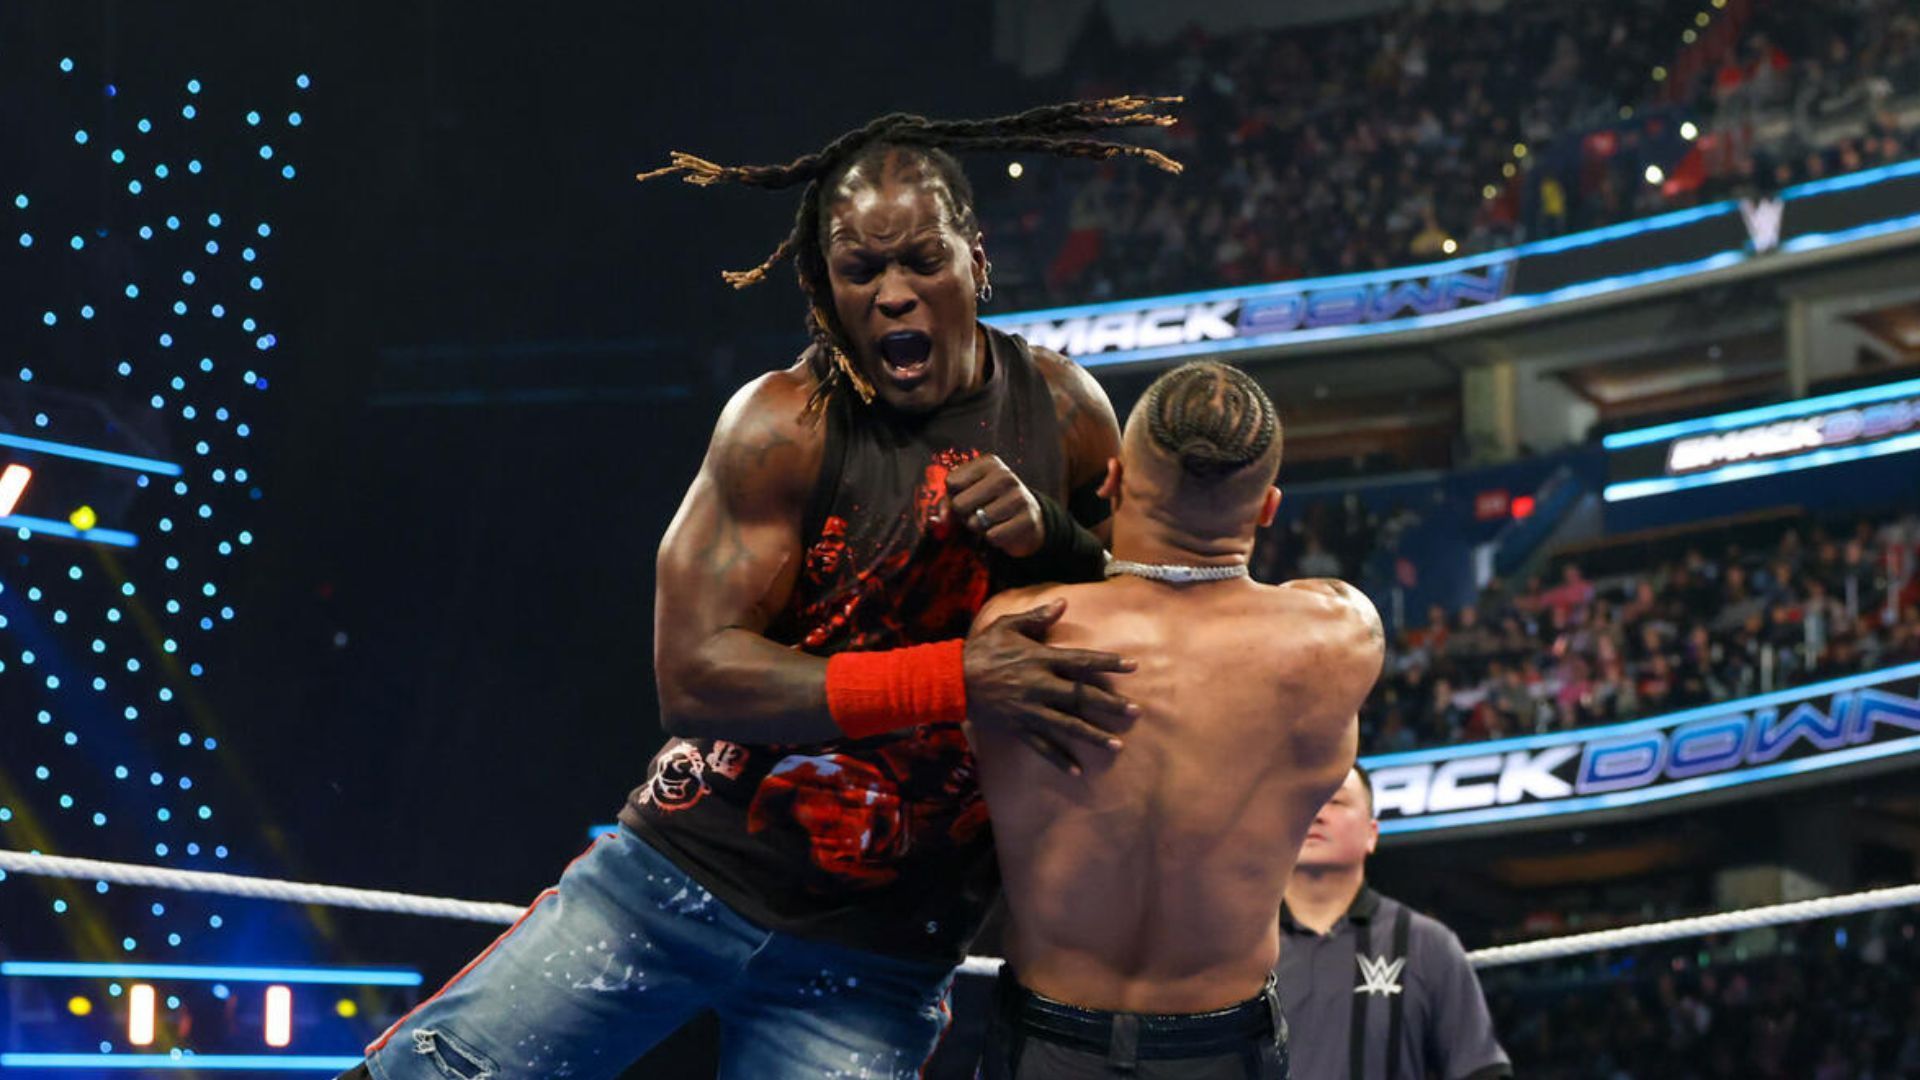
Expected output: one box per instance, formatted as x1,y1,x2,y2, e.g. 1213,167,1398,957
1140,361,1280,480
636,96,1183,416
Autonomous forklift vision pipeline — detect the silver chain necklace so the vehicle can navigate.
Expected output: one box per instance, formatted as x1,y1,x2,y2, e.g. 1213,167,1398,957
1104,557,1250,584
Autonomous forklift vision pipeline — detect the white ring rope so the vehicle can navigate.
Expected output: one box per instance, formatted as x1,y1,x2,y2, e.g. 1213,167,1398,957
1461,882,1920,970
0,849,525,925
4,849,1916,977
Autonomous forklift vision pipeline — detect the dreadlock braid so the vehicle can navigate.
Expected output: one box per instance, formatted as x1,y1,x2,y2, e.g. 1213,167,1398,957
636,96,1184,416
1140,362,1280,480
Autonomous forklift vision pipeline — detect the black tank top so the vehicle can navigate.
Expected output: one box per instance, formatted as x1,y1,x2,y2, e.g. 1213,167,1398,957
621,326,1065,961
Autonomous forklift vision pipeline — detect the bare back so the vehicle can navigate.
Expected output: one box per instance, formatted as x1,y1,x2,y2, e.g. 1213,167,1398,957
970,575,1382,1013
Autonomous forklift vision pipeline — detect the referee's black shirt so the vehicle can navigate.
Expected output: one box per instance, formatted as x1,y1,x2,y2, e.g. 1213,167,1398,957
1277,886,1511,1080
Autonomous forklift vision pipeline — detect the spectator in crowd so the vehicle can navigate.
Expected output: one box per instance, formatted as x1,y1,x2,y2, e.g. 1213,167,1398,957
990,0,1920,312
1346,511,1919,750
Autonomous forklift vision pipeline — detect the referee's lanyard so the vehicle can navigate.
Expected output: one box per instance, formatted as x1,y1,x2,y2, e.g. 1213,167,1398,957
1349,906,1412,1080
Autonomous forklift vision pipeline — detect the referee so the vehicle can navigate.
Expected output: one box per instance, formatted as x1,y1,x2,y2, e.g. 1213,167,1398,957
1277,765,1511,1080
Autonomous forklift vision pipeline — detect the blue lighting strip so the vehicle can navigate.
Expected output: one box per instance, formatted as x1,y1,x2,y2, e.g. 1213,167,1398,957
1377,733,1920,835
0,1054,366,1072
981,156,1920,370
0,433,183,476
1778,210,1920,257
1,961,423,987
1778,155,1920,200
986,200,1739,329
1363,660,1920,767
1603,373,1920,449
1055,250,1749,370
1602,429,1920,502
0,514,140,548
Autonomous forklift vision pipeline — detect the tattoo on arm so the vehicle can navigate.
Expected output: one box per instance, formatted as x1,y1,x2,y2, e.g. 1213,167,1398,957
1039,348,1121,528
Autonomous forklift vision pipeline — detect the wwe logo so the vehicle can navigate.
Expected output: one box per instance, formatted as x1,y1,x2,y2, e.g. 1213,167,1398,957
1739,197,1785,253
1353,954,1406,997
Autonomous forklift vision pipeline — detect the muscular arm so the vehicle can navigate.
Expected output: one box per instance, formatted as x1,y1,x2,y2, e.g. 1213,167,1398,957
1276,579,1389,796
1034,346,1122,544
653,367,841,743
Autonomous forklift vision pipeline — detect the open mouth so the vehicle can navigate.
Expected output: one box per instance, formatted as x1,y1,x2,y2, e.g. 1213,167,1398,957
876,331,934,383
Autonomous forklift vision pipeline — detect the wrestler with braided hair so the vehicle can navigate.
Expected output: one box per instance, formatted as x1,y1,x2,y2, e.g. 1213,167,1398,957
638,95,1182,414
342,99,1181,1080
968,362,1385,1078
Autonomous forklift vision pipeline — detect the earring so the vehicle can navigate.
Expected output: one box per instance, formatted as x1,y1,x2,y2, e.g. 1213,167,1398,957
977,259,994,304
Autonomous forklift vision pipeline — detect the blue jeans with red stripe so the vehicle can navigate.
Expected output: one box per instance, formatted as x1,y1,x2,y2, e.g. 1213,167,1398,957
357,825,956,1080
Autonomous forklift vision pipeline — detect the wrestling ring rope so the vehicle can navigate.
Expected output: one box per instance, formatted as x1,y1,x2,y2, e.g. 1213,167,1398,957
4,847,1916,976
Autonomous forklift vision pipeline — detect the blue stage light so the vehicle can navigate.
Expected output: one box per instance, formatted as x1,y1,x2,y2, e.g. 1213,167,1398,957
7,49,300,1006
0,433,184,475
1,1053,372,1071
1,962,424,986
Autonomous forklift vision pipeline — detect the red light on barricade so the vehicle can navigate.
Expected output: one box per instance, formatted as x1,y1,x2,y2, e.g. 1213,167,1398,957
1474,489,1510,521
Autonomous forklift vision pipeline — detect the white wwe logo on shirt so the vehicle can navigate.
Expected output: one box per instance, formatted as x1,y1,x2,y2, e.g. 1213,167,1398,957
1739,197,1785,253
1353,954,1406,997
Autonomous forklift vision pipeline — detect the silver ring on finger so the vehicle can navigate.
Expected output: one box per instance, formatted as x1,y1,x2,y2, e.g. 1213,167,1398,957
972,508,992,531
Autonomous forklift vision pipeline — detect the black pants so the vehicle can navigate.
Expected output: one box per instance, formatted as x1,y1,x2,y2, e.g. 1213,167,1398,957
981,971,1289,1079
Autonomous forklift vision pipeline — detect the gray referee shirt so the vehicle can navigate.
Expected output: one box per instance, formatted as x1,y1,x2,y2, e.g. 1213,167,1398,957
1277,886,1511,1080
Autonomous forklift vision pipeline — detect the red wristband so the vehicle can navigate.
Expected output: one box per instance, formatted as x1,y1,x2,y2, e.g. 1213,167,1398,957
825,639,968,739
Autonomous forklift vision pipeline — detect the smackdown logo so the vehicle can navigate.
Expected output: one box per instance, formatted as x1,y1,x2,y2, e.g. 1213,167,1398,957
993,261,1515,361
1665,395,1920,474
1367,664,1920,835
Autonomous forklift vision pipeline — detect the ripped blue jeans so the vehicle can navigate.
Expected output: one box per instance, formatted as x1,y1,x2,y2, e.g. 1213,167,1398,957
360,825,956,1080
